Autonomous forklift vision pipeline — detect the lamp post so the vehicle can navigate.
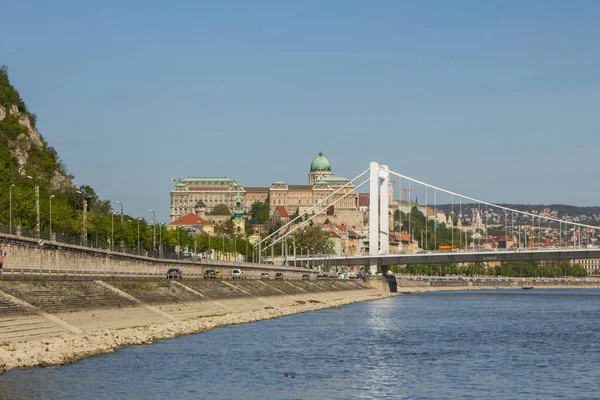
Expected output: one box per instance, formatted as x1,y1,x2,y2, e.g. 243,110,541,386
148,209,156,256
114,201,123,251
9,183,15,234
111,211,115,251
76,190,88,246
137,218,141,255
26,176,40,237
159,223,163,257
49,195,55,239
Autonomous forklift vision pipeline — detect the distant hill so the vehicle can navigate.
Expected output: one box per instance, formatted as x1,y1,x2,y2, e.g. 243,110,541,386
434,203,600,218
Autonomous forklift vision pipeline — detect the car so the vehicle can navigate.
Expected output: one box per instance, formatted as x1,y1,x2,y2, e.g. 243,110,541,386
356,273,365,279
204,269,222,279
166,268,182,280
232,269,244,279
275,272,284,280
301,274,311,280
260,272,270,280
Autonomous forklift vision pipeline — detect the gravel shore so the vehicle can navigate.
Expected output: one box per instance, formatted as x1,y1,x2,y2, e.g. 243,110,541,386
0,289,387,374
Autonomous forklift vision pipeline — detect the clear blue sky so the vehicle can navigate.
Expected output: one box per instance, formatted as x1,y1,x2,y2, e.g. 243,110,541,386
2,0,599,222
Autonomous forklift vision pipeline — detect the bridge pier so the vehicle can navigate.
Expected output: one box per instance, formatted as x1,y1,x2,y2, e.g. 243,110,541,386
369,162,390,274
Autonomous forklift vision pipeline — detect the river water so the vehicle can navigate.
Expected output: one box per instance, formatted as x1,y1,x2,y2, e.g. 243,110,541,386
1,289,600,399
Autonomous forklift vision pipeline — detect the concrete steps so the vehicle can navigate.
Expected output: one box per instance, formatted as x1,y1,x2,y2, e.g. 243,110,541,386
0,281,138,313
0,296,35,317
0,316,69,343
110,281,204,305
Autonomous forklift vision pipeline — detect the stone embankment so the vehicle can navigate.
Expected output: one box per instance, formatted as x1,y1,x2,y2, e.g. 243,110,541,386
395,277,600,292
0,278,388,374
0,232,311,280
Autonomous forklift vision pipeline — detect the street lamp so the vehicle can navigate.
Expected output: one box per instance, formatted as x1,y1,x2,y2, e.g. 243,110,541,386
114,201,124,251
111,211,116,251
159,223,163,257
9,183,15,234
76,190,88,246
26,176,40,237
148,209,156,256
114,200,124,222
137,217,141,255
49,195,55,239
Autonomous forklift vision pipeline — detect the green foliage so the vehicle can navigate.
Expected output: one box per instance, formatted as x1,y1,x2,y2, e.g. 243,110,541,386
397,207,471,250
0,66,27,112
209,203,231,216
399,261,588,278
250,201,270,224
291,225,334,255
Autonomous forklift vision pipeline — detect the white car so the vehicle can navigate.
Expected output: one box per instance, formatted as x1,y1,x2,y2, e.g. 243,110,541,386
232,269,244,279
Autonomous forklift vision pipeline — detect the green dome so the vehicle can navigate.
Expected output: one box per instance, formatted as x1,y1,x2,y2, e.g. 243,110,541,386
310,152,331,172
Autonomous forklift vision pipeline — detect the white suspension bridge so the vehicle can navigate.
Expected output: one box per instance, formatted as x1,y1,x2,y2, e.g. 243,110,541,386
254,162,600,274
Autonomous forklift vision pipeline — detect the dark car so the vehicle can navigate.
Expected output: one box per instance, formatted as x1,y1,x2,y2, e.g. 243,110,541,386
275,272,284,280
204,269,221,279
166,268,182,280
301,274,311,280
356,273,365,279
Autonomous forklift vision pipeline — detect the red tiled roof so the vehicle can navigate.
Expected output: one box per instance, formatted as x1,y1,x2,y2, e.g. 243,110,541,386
276,206,289,218
169,213,212,226
359,195,369,207
328,231,341,239
336,224,347,231
348,230,365,239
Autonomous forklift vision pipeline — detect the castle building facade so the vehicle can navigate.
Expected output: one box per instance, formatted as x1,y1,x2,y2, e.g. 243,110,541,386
170,152,359,222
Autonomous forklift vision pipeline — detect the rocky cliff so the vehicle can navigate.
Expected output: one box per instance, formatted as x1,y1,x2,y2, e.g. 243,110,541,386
0,66,73,190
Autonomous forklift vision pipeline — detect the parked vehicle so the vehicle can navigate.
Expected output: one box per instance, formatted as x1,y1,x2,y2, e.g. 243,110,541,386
356,273,365,279
232,269,244,279
275,272,284,280
204,269,222,279
166,268,182,280
301,274,311,280
260,272,270,280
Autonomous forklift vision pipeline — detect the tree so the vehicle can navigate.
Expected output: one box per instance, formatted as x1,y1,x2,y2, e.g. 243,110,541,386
292,225,334,255
209,204,231,216
250,202,270,224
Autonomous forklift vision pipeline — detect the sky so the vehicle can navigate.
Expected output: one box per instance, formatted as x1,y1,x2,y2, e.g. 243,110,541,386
1,0,600,222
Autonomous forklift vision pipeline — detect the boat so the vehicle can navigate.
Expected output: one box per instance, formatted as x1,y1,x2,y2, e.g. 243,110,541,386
522,285,534,290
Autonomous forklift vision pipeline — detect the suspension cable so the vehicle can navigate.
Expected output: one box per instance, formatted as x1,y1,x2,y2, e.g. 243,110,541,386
387,169,600,232
264,178,370,250
254,169,368,249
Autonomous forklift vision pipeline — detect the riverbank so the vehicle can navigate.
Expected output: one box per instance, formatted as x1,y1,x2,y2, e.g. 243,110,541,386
396,283,600,293
0,279,387,374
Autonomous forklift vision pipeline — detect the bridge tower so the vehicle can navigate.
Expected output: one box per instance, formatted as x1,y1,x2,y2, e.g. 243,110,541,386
369,162,390,274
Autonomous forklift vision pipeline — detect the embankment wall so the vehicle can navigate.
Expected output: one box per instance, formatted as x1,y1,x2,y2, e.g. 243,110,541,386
0,233,311,279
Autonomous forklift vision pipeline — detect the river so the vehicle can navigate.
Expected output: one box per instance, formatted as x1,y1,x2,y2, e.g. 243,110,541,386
1,289,599,399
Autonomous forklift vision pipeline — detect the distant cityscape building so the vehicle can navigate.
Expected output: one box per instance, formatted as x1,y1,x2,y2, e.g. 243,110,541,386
170,152,359,222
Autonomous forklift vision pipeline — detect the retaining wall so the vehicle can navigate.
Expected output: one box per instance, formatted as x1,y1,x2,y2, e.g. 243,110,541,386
0,233,313,279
